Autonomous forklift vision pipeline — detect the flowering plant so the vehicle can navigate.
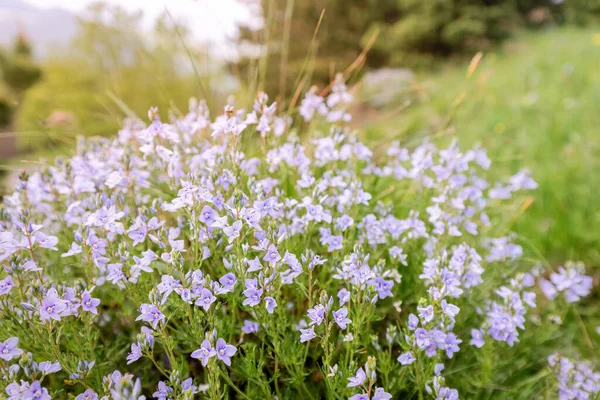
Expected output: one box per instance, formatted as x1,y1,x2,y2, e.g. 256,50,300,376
0,75,597,399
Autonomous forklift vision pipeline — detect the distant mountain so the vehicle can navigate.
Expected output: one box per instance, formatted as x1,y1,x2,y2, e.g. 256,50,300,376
0,0,77,57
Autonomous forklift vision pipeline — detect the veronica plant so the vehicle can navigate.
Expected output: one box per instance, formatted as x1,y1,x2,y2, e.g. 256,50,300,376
0,74,597,399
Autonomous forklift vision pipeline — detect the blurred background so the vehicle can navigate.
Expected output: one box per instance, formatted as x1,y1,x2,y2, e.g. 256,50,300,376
0,0,599,268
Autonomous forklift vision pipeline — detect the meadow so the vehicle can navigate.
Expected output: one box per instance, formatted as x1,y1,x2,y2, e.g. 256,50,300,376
0,25,598,400
363,28,600,269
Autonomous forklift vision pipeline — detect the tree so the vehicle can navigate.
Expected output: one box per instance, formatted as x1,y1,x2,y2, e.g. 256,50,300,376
0,31,42,157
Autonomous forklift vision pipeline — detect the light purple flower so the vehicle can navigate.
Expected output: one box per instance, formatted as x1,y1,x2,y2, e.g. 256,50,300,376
373,387,393,400
246,257,263,273
136,304,165,328
441,300,460,321
347,367,367,387
24,381,51,400
300,326,316,343
263,244,281,265
417,305,434,323
199,206,218,225
81,291,100,314
0,337,23,361
369,277,394,299
408,314,419,330
219,273,237,293
337,288,350,305
444,333,462,358
223,220,242,244
127,343,142,364
265,297,277,314
470,329,485,348
349,395,369,400
332,308,352,330
0,276,14,296
191,339,217,367
153,381,173,400
397,352,415,365
75,389,99,400
196,288,216,310
242,320,260,334
34,232,59,250
38,361,62,374
215,338,237,366
242,282,263,307
307,304,326,326
40,288,67,321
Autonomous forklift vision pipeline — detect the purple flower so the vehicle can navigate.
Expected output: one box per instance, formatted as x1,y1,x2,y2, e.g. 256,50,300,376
434,363,445,376
40,288,67,321
157,275,180,299
263,244,281,265
417,305,434,323
219,273,237,293
373,387,393,400
369,277,394,299
0,337,23,361
75,389,99,400
337,288,350,305
242,281,263,307
397,352,416,365
246,257,263,273
470,329,485,348
136,304,165,328
215,338,237,366
196,288,216,310
34,232,59,250
242,320,260,334
307,304,326,326
0,275,14,296
24,381,51,400
408,313,419,330
81,291,100,314
153,381,173,400
38,361,62,374
332,307,352,330
265,297,277,314
349,395,369,400
127,343,142,364
127,225,147,246
415,328,430,349
444,333,462,358
199,206,218,225
441,300,460,321
191,339,217,367
300,326,316,343
223,220,242,244
347,367,367,387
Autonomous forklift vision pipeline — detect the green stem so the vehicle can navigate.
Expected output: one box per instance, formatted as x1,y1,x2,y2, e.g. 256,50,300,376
218,366,252,400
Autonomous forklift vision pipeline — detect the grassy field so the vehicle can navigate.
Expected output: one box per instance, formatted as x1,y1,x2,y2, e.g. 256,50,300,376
363,27,600,269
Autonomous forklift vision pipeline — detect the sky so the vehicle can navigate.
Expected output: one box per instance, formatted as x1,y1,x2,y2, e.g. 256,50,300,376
23,0,261,44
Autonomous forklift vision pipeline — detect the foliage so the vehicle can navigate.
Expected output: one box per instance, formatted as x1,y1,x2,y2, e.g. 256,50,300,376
0,73,598,399
362,28,600,267
15,3,225,154
0,34,42,128
236,0,600,96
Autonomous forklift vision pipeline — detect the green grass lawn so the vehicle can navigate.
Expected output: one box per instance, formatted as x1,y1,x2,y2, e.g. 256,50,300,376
363,27,600,269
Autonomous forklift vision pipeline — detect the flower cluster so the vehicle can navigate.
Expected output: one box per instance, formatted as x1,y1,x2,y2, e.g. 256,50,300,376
0,76,595,399
548,354,600,400
539,261,593,303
